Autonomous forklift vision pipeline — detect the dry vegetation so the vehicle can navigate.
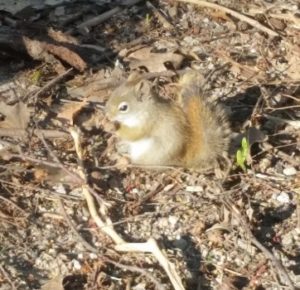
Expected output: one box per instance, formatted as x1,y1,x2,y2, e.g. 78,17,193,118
0,0,299,289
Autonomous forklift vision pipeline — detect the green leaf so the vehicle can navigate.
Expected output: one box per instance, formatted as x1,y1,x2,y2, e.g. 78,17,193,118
145,13,152,26
30,70,42,84
241,137,249,158
236,137,250,171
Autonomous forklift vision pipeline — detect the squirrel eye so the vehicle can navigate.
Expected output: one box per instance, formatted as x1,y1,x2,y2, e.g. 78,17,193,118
118,102,129,112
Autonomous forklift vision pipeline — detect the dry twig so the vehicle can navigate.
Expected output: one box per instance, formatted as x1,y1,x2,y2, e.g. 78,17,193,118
57,198,98,253
10,153,82,184
0,128,69,139
224,199,296,290
177,0,279,37
0,264,17,290
76,0,143,32
146,1,174,29
77,7,122,32
30,68,74,101
58,199,166,290
69,127,185,290
105,258,166,290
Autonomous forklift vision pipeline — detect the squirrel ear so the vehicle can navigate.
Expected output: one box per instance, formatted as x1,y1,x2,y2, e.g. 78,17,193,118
134,80,152,102
127,71,143,85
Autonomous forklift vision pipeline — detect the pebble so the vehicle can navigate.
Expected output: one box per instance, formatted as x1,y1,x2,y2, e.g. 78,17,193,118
53,184,66,194
185,185,203,192
272,191,290,203
168,215,179,227
89,253,98,259
281,232,293,246
283,166,297,176
72,259,81,270
132,283,146,290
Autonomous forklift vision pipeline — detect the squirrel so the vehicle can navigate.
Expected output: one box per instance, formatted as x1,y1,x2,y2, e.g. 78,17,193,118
104,70,231,169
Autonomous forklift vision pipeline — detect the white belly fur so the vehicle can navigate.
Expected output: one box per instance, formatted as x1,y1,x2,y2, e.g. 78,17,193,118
128,138,154,162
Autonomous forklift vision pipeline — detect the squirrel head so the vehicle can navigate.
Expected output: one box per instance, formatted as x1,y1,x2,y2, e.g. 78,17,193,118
105,73,155,128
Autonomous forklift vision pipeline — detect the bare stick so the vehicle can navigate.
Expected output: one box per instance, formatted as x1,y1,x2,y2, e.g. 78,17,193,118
31,68,73,100
0,195,28,217
39,135,82,182
77,7,122,32
58,199,166,290
70,127,125,244
0,128,69,139
10,153,82,184
105,257,166,290
116,238,184,290
0,265,17,290
69,127,185,290
177,0,279,37
146,1,174,29
77,0,143,32
82,185,125,244
57,198,98,253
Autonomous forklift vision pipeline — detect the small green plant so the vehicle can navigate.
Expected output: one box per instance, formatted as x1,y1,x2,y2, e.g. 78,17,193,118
236,137,250,171
145,13,152,27
30,70,42,84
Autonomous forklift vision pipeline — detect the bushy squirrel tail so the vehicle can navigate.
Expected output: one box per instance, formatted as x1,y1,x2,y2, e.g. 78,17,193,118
177,70,205,106
177,70,231,166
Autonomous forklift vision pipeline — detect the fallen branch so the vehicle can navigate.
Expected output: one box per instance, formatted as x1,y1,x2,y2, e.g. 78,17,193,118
0,265,17,290
57,198,98,253
177,0,279,37
77,7,122,32
69,127,185,290
10,152,82,185
0,128,69,139
30,68,74,100
116,238,184,289
58,196,166,289
76,0,143,32
104,257,166,290
146,1,174,29
30,131,179,290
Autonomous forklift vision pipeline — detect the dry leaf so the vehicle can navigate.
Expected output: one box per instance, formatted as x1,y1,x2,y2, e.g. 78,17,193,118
215,49,266,81
285,44,300,81
57,100,87,125
0,101,32,129
33,165,80,184
126,47,184,72
206,229,224,246
48,28,79,45
23,36,87,72
41,275,64,290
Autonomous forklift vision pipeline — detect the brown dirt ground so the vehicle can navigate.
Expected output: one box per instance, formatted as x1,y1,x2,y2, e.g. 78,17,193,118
0,1,299,290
